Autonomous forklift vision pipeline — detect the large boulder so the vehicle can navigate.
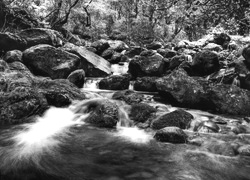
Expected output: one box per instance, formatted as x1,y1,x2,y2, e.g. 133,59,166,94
62,43,111,77
156,69,209,108
191,50,220,76
154,127,187,143
151,109,193,130
98,75,130,90
208,84,250,115
0,32,27,51
134,76,158,92
23,44,81,79
0,87,48,125
18,28,63,48
73,99,119,128
112,90,144,105
128,52,166,78
34,78,86,107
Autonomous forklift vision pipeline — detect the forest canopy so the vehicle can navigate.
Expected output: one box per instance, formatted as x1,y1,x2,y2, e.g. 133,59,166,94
1,0,250,44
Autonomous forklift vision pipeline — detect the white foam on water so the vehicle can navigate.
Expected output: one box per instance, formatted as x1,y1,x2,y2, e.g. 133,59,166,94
13,107,88,158
116,127,153,144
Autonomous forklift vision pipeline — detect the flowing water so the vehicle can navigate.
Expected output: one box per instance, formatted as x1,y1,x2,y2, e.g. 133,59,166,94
1,63,250,180
0,97,250,180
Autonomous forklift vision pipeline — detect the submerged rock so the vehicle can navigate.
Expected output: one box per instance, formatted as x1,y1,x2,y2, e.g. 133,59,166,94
154,127,187,143
151,109,193,130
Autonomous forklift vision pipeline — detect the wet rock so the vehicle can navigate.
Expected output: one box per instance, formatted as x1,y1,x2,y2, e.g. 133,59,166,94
146,41,162,50
18,28,63,48
154,127,187,143
203,43,223,52
156,69,209,108
242,44,250,64
207,68,236,85
0,87,48,125
157,48,177,58
23,44,81,79
35,78,86,107
208,84,250,115
62,43,111,77
91,39,110,55
134,76,158,92
130,103,156,123
0,32,27,51
125,46,146,58
75,99,119,128
238,145,250,156
151,109,193,130
128,53,166,78
67,69,85,88
213,33,231,48
99,75,130,90
3,50,23,63
191,50,220,76
112,90,144,105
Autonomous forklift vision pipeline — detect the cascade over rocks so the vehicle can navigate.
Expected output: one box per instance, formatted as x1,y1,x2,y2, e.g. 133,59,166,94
23,44,81,79
74,99,119,128
151,109,193,130
62,43,111,77
99,75,130,90
128,52,166,78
